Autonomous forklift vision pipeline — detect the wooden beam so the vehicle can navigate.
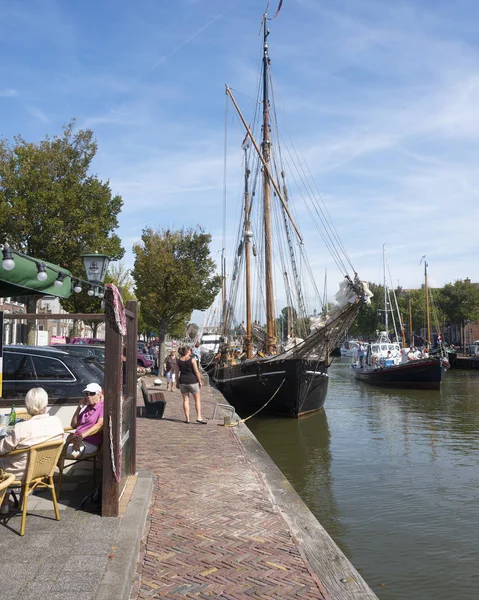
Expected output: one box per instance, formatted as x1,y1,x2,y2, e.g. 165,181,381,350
3,313,105,320
126,300,138,475
102,309,122,517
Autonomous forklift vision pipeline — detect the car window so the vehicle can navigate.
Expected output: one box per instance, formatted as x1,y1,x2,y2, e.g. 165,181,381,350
31,355,75,381
4,353,36,380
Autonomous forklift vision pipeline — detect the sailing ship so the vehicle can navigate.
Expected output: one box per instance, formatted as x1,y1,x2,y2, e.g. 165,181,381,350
204,8,371,417
351,249,447,390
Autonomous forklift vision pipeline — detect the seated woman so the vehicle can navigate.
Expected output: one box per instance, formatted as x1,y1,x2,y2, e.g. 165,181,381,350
65,382,104,458
0,387,64,514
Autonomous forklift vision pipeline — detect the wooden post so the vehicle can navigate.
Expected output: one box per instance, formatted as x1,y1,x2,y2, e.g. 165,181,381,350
102,311,122,517
126,300,138,475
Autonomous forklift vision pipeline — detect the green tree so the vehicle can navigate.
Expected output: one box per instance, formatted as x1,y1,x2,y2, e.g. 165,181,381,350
437,280,479,350
187,322,199,340
132,227,222,366
105,262,136,302
0,120,124,342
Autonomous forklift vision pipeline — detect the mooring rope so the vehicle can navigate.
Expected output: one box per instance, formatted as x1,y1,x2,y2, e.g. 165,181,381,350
225,377,286,427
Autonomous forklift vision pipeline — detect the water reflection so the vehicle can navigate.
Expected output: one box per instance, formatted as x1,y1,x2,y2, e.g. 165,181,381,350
249,408,352,556
249,360,479,600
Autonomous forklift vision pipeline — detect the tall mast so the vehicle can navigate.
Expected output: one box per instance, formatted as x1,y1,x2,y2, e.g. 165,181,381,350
424,258,431,347
221,248,227,336
243,144,253,359
383,245,388,334
262,14,276,354
409,299,413,347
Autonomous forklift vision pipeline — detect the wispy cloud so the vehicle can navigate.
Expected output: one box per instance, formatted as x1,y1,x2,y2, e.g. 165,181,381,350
24,105,49,123
1,0,479,302
0,88,17,97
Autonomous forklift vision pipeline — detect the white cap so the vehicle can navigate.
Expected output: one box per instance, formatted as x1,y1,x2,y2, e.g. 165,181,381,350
82,382,102,394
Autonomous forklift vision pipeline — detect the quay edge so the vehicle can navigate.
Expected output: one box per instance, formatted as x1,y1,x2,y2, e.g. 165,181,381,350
231,409,379,598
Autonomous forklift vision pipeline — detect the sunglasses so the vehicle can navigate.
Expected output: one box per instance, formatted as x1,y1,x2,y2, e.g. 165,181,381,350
83,391,98,397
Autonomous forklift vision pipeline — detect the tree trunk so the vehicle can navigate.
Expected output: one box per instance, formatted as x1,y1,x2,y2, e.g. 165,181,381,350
92,321,99,338
26,296,40,345
158,318,167,376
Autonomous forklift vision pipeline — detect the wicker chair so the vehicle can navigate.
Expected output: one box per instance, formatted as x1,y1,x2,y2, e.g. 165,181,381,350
140,380,166,419
56,438,102,498
15,410,33,422
3,439,64,536
0,471,15,507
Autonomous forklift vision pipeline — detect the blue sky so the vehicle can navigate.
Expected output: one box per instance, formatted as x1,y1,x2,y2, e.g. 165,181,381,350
2,0,479,322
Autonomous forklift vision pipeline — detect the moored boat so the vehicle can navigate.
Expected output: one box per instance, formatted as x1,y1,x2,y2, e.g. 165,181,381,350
205,6,371,418
352,333,445,390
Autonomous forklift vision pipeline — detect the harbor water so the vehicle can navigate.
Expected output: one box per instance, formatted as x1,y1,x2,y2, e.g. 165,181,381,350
248,358,479,600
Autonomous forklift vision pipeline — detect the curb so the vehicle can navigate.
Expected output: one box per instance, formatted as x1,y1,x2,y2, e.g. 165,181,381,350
94,470,154,600
234,419,379,600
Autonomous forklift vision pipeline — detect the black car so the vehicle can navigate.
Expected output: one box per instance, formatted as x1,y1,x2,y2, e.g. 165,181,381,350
0,345,104,404
48,344,106,366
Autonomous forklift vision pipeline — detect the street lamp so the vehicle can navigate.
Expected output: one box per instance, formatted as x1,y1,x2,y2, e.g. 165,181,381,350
81,252,110,285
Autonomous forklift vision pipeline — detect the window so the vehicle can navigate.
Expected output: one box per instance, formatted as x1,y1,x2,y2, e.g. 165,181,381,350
4,353,36,380
31,355,75,381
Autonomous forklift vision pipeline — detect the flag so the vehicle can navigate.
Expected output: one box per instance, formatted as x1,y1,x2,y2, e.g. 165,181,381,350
272,0,283,19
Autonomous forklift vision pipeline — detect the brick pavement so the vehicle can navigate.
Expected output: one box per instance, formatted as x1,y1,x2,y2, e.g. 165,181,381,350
131,379,327,599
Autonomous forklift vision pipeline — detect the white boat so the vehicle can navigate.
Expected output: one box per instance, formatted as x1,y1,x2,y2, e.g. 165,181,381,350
199,332,225,364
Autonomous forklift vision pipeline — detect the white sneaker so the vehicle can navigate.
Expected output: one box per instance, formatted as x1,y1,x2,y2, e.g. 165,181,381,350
0,505,9,515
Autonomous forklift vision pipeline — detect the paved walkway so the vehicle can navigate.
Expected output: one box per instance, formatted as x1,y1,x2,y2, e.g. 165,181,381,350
0,461,120,600
131,380,328,599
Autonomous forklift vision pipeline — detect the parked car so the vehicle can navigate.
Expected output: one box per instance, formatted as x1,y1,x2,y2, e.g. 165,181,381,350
53,343,153,369
48,344,105,366
137,352,154,369
0,345,104,403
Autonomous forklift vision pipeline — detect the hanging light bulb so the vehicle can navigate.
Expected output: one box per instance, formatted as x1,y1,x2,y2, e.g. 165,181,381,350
97,288,104,299
73,279,82,293
36,262,48,281
54,272,65,288
87,285,95,297
1,244,15,271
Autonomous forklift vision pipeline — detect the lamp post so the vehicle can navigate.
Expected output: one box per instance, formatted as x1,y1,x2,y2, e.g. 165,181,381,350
81,252,110,297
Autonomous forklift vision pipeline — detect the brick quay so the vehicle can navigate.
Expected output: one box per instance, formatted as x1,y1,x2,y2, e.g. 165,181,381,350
130,378,378,599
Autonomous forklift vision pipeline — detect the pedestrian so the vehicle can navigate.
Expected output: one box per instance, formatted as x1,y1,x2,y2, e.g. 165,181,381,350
164,350,177,392
175,346,206,424
193,341,201,364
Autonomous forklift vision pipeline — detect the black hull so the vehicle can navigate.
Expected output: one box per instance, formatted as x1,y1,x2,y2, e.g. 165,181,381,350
206,357,328,418
352,359,444,390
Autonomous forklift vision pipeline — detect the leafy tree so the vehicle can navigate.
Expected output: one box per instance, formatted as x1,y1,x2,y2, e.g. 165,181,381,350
437,280,479,350
187,322,199,340
0,120,124,342
132,227,222,366
105,262,136,302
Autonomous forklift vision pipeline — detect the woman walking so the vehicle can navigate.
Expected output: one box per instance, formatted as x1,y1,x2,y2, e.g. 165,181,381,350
164,350,177,392
176,346,206,424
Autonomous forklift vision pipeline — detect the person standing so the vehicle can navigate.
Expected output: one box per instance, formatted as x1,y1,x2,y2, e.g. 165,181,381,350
175,346,206,424
193,341,201,364
164,350,177,392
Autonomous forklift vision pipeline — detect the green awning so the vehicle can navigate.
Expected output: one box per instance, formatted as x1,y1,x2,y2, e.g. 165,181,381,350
0,254,73,299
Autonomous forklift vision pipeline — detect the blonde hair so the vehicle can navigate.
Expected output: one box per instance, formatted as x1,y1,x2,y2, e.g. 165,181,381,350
25,387,49,416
